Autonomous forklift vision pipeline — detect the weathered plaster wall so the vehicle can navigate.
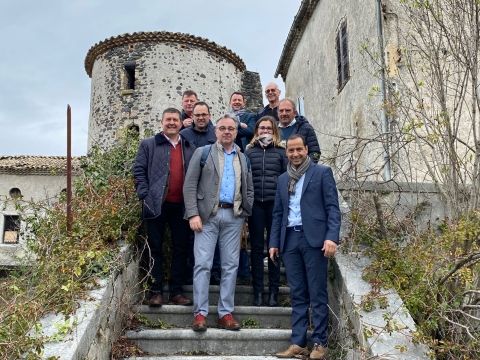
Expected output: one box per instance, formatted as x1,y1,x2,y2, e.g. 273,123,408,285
88,42,244,150
283,0,384,176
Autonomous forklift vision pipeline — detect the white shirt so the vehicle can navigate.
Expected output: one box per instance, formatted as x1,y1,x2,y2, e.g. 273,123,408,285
287,173,305,227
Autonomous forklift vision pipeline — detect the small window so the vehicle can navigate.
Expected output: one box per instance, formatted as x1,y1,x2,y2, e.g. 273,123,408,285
124,61,136,90
9,188,22,199
336,19,350,91
127,124,140,134
3,215,20,244
296,96,305,116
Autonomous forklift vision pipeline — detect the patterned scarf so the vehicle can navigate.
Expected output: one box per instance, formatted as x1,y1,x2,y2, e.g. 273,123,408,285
287,156,311,194
256,134,273,148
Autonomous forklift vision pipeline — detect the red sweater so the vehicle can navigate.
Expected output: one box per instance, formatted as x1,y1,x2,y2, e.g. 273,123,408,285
165,144,184,203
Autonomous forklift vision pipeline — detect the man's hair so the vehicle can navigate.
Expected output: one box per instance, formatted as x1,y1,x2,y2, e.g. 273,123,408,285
286,134,306,147
279,98,297,110
162,107,181,119
216,114,239,129
182,90,198,99
193,101,211,114
230,91,245,101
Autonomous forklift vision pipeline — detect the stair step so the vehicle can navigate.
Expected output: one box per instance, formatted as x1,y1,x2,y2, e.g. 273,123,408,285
125,328,291,356
125,357,280,360
157,285,290,307
134,305,291,329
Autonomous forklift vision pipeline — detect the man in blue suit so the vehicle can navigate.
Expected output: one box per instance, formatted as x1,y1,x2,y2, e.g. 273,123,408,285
269,134,341,359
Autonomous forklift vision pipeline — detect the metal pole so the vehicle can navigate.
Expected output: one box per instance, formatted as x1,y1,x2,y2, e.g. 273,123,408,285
375,0,392,180
67,105,73,235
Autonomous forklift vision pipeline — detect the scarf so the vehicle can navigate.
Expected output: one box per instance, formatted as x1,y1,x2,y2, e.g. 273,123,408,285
287,156,311,194
256,134,273,148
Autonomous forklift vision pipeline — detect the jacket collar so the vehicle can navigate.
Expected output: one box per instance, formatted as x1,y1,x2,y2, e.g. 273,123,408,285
154,132,192,147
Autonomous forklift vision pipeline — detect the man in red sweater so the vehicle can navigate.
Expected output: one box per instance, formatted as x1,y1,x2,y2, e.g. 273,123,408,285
133,108,196,307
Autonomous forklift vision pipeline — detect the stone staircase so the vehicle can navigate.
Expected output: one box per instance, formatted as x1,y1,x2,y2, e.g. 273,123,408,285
123,283,292,359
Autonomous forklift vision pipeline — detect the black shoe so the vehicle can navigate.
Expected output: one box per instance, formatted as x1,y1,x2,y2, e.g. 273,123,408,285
237,276,251,285
268,291,278,307
210,272,221,285
253,292,264,306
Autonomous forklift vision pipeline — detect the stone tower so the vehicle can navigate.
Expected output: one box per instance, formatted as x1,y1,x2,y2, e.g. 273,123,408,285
84,31,263,150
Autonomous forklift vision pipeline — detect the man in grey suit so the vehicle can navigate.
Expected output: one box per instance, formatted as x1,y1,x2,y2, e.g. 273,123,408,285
269,134,341,359
183,114,254,332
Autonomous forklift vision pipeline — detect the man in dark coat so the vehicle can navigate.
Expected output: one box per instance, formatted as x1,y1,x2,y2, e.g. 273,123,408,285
257,82,281,122
180,90,198,128
229,91,256,152
133,107,195,307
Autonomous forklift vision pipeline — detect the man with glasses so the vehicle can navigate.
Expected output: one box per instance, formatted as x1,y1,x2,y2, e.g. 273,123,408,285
180,101,216,147
184,115,254,332
257,82,281,122
180,90,199,128
229,91,256,151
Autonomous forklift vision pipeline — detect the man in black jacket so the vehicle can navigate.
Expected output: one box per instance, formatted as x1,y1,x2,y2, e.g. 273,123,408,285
133,107,195,307
278,99,321,163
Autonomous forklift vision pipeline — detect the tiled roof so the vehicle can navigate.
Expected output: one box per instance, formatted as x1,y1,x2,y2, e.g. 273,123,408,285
275,0,320,80
85,31,246,77
0,156,82,176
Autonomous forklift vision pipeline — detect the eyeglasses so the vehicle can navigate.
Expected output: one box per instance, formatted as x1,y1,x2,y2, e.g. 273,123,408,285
258,126,273,132
217,126,236,132
265,89,277,94
193,113,209,117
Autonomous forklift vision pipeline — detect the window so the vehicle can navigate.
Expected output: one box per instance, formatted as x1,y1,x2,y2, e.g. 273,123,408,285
9,188,22,199
127,124,140,134
336,19,350,91
124,61,136,90
3,215,20,244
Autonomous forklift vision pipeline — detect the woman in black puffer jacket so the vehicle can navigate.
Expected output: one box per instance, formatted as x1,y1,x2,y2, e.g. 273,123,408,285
245,116,287,306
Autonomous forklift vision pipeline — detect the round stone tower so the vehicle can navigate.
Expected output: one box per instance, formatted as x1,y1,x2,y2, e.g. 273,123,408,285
84,31,262,150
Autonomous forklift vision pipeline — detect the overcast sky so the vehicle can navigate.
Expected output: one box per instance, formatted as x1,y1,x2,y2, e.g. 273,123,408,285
0,0,301,156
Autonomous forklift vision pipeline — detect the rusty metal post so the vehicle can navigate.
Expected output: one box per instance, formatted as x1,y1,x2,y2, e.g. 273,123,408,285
67,105,73,235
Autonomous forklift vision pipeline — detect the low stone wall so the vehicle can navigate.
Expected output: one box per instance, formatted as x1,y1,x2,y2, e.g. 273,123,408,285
40,245,140,359
331,251,430,359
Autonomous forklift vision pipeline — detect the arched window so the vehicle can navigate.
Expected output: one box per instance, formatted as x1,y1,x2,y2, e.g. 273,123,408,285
9,188,22,199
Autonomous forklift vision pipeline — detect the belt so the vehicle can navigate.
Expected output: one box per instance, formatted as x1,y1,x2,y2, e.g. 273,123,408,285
218,202,234,209
287,225,303,232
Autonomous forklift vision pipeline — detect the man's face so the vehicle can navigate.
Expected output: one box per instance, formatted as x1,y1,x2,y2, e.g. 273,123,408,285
286,137,308,167
265,84,280,104
278,101,296,126
230,94,245,111
192,105,211,130
162,112,182,137
182,95,197,114
215,118,238,148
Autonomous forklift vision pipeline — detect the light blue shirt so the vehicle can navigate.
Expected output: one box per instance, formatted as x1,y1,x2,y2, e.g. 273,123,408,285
287,174,305,227
219,148,236,204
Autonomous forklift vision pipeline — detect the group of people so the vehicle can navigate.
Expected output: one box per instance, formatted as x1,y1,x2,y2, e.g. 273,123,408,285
133,83,341,359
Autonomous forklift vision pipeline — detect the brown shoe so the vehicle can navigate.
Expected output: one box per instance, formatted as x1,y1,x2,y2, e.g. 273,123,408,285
217,313,240,331
275,344,309,358
192,314,207,332
309,343,327,359
169,294,193,306
148,293,163,307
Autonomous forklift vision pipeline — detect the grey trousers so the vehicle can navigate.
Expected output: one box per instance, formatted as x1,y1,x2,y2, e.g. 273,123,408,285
193,208,244,318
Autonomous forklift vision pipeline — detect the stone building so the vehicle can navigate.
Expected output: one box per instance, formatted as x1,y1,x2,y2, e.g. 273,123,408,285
85,31,263,150
0,156,80,265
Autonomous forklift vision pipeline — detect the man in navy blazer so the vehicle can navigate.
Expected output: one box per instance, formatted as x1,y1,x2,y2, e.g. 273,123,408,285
269,134,341,359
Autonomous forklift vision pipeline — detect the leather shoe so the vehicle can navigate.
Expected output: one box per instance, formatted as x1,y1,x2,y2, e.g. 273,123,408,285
275,344,309,358
217,313,240,331
148,293,163,307
310,343,327,359
169,294,193,306
192,314,207,332
268,291,279,307
253,292,264,306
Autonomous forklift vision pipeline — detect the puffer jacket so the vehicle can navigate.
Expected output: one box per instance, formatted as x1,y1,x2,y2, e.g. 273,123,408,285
133,133,195,219
180,121,216,147
245,142,287,202
292,115,321,163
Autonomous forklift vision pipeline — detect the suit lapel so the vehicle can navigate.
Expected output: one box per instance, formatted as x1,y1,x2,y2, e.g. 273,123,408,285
301,163,316,197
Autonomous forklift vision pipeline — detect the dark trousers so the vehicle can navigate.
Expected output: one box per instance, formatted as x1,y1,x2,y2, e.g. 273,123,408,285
145,202,190,296
282,229,329,347
248,200,280,293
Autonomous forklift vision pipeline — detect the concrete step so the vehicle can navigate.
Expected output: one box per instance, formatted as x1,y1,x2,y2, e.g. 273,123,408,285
125,328,291,356
134,305,291,329
157,285,290,307
125,357,280,360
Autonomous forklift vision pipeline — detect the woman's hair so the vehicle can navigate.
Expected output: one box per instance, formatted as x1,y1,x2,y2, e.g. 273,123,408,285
249,116,282,147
